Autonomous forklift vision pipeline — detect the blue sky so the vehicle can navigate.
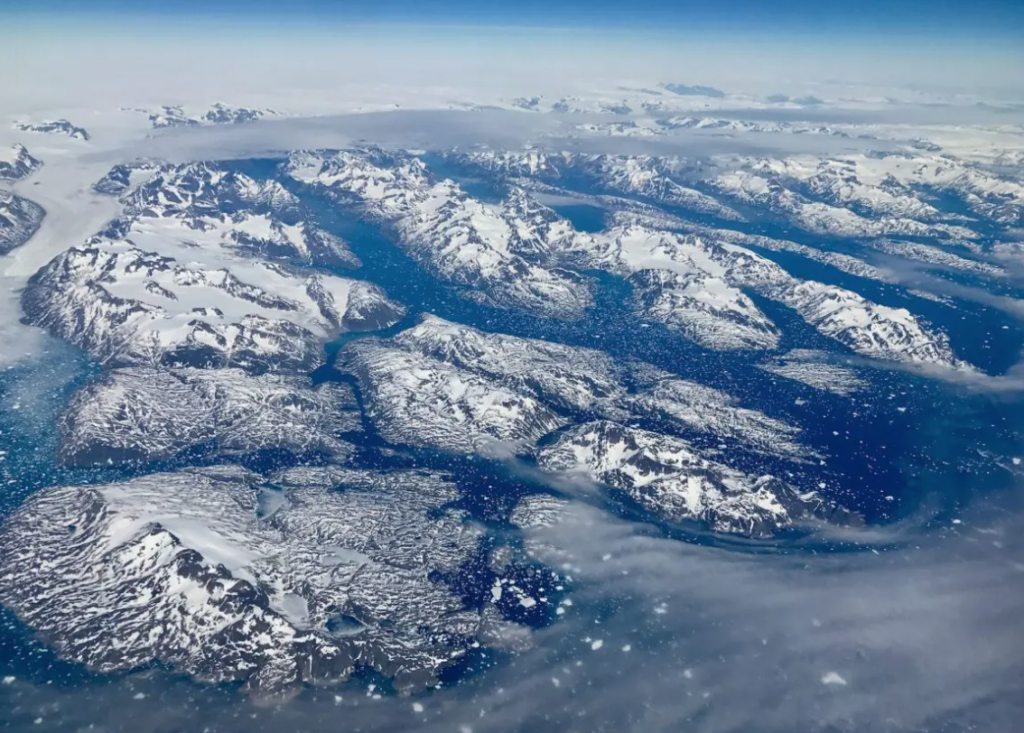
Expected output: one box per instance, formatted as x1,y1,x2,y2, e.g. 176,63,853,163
2,0,1023,40
2,0,1022,103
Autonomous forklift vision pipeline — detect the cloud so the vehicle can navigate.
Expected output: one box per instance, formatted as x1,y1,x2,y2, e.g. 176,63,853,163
394,491,1024,733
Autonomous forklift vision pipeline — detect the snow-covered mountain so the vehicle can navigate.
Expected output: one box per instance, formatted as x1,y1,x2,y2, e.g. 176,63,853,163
771,280,965,366
107,161,359,268
0,465,506,696
452,146,1024,240
148,103,278,129
658,116,855,138
394,314,626,412
344,314,810,461
711,168,978,241
550,96,634,115
14,119,90,140
3,107,1018,706
734,153,1024,227
866,239,1004,277
682,225,890,283
339,337,567,453
449,149,743,221
57,368,361,465
621,376,807,457
92,161,160,196
339,318,832,534
23,239,401,372
117,161,301,219
569,116,869,140
563,223,964,367
0,143,41,181
450,147,1010,297
628,268,781,350
537,421,853,536
0,191,45,255
22,160,397,371
572,121,663,138
561,224,785,350
288,149,591,319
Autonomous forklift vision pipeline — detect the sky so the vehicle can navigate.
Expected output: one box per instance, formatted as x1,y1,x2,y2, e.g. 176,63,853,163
1,0,1023,39
0,17,1022,115
0,0,1021,110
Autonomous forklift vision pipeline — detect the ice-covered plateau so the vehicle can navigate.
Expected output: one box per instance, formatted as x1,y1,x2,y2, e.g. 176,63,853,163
538,421,856,536
0,190,45,255
56,367,362,465
287,149,591,319
0,465,516,696
0,143,41,182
